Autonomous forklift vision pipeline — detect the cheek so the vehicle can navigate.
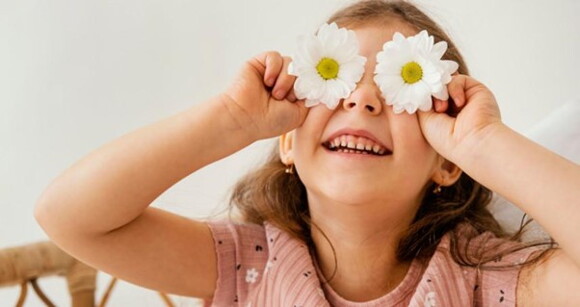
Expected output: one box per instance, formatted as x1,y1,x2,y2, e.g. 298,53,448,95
391,114,438,166
293,107,331,156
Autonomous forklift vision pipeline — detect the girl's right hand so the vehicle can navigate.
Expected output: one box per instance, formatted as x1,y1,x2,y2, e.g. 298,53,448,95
221,51,309,141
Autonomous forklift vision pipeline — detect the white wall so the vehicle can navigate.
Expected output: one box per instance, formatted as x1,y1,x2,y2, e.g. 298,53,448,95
1,0,578,305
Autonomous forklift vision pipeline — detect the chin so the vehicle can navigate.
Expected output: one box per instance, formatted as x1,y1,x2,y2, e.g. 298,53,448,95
323,184,383,206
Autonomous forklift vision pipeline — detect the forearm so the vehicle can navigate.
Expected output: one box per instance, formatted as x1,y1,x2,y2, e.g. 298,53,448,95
454,123,580,267
35,94,255,236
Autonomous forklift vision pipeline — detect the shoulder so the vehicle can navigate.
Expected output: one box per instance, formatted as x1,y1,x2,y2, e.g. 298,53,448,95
203,219,329,306
203,219,270,306
206,218,267,240
205,218,270,267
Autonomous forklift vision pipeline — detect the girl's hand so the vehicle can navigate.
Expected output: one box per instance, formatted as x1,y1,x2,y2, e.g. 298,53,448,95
417,74,503,163
221,51,309,141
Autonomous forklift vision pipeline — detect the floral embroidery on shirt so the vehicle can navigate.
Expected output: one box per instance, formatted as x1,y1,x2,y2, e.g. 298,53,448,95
424,291,437,307
264,260,274,275
246,268,259,283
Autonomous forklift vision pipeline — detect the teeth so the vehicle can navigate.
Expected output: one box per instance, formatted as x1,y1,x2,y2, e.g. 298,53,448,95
347,141,356,149
330,135,388,151
326,134,391,156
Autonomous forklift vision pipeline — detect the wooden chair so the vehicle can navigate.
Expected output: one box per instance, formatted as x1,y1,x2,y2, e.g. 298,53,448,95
0,241,175,307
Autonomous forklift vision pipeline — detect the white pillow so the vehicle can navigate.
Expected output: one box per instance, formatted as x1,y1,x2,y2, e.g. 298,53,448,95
488,98,580,241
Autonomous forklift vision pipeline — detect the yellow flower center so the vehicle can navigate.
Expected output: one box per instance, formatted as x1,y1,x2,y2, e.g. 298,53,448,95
316,57,339,80
401,61,423,84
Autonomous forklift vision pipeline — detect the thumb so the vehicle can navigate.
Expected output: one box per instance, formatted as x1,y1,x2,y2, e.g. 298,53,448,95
285,99,309,128
417,108,454,150
273,98,309,132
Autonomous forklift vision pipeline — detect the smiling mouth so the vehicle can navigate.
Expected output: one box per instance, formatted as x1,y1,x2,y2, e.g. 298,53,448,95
321,142,392,156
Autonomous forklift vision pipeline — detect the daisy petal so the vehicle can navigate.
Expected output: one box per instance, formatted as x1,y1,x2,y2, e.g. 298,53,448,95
431,41,448,60
442,60,459,74
433,86,449,100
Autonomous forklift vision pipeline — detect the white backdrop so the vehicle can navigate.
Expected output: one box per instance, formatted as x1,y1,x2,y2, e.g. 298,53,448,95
1,0,579,305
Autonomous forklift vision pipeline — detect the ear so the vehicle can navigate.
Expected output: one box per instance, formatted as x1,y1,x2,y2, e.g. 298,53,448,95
430,155,463,186
279,131,295,164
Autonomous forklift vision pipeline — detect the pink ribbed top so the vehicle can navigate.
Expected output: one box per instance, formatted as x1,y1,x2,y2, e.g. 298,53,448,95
203,219,542,307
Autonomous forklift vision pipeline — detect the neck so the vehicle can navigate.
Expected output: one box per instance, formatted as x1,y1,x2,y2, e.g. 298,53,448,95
307,193,420,301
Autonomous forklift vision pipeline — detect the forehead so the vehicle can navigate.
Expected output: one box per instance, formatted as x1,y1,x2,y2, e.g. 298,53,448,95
350,22,418,59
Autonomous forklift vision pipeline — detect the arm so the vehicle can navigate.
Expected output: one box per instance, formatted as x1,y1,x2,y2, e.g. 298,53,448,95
455,123,580,305
34,96,255,298
35,96,254,237
419,74,580,304
455,123,580,268
34,51,306,298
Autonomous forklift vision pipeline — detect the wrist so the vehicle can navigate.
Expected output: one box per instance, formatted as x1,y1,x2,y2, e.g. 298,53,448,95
214,93,260,144
452,122,510,169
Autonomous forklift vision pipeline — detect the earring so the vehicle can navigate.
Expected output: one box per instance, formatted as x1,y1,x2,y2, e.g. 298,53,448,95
285,164,294,174
433,183,443,194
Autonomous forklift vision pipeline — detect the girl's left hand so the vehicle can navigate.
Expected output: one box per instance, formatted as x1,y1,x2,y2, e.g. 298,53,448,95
417,74,503,163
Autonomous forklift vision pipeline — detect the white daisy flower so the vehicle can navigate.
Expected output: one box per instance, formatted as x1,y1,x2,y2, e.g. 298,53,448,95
374,30,459,114
288,22,367,110
245,268,259,283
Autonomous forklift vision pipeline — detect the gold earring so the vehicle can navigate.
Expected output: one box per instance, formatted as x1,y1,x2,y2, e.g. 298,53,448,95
433,183,443,194
285,164,294,174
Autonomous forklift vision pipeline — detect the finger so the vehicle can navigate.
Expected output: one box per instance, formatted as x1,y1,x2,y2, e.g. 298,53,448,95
276,97,310,129
287,89,297,102
433,98,448,113
272,57,297,100
432,99,441,112
294,99,310,127
261,51,283,87
447,75,467,108
417,108,454,143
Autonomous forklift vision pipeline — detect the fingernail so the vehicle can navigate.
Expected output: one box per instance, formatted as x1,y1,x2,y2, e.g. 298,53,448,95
267,78,275,87
275,90,284,99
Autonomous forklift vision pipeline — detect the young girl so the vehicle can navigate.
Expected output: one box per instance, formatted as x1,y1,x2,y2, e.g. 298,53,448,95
34,1,580,306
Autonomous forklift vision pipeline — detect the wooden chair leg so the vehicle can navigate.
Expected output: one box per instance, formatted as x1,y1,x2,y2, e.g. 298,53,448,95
71,289,97,307
98,276,117,307
30,278,56,307
16,280,28,307
158,292,175,307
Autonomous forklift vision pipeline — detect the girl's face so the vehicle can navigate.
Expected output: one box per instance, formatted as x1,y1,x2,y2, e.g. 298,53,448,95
281,23,455,210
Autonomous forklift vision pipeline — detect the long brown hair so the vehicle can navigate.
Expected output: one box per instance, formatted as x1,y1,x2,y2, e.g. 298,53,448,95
223,0,558,282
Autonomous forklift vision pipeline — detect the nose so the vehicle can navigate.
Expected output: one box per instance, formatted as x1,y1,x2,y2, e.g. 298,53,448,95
341,83,383,115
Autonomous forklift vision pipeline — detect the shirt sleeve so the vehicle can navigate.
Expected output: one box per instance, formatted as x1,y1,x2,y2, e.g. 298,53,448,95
202,219,269,307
